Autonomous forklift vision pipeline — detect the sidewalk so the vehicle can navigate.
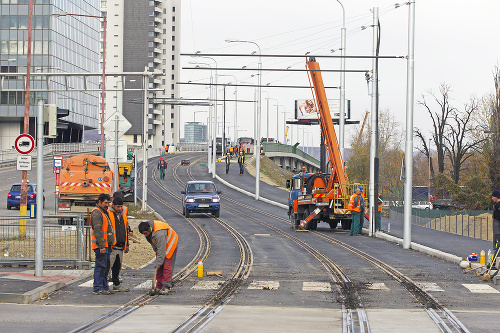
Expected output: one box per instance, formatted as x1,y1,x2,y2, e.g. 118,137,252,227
0,269,92,304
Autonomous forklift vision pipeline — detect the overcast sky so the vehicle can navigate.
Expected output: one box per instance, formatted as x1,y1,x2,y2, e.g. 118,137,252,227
180,0,500,148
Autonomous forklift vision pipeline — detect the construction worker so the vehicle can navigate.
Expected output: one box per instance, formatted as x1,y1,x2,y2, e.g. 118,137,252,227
225,152,231,174
238,151,245,175
377,193,384,232
108,196,130,292
229,145,234,157
139,220,178,295
158,157,167,180
90,193,114,295
348,186,364,236
492,190,500,253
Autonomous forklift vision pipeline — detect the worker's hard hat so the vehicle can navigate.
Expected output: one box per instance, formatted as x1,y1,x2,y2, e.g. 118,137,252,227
357,186,363,191
160,157,163,160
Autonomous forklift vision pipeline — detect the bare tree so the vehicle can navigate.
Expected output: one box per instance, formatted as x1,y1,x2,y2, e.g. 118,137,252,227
418,84,456,173
414,128,434,177
444,98,485,184
490,66,500,189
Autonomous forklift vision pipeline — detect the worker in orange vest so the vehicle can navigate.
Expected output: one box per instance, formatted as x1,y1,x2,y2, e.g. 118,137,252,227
348,186,364,236
108,195,130,292
90,193,114,295
158,157,167,180
139,220,179,295
377,193,384,231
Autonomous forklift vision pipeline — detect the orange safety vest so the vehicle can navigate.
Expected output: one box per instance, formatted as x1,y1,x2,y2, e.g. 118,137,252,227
153,221,178,259
90,207,110,250
378,196,384,212
109,206,129,251
158,160,166,169
348,194,363,213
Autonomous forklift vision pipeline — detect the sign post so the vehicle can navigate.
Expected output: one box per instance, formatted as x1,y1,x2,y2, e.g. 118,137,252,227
53,156,63,214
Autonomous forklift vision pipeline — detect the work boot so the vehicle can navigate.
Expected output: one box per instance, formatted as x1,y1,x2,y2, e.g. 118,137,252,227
113,285,130,292
102,289,115,295
158,288,169,295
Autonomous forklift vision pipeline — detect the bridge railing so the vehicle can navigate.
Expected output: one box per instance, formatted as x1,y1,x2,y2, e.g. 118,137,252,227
262,142,319,165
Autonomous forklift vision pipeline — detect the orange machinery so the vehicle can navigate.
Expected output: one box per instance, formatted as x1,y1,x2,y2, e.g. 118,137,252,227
57,154,114,215
288,58,362,231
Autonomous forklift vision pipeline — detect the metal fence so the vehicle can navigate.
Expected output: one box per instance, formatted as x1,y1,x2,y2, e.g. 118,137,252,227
0,214,91,267
389,207,492,241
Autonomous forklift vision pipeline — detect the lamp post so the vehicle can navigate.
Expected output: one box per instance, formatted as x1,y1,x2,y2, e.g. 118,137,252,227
53,11,107,157
428,138,431,202
266,96,278,142
274,104,284,142
335,0,347,158
226,39,262,200
219,74,238,145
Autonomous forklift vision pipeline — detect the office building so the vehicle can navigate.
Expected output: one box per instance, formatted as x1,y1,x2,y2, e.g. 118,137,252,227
101,0,180,148
0,0,101,149
184,121,206,143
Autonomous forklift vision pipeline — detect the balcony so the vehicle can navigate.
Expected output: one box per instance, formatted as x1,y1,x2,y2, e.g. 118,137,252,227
154,16,162,24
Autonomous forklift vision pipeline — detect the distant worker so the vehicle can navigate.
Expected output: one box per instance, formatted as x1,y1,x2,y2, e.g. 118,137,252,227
158,157,167,180
229,145,234,157
108,196,130,292
165,145,168,154
238,151,245,175
90,193,114,295
348,186,364,236
240,145,245,155
139,220,178,295
377,193,384,232
492,190,500,253
225,152,231,174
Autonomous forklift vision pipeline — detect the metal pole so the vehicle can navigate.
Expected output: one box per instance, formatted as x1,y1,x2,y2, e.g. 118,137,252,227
134,148,137,206
115,114,119,193
337,0,346,158
100,17,107,156
267,97,270,141
208,74,213,173
212,70,217,178
142,68,149,211
223,85,226,155
20,0,34,227
428,138,431,202
403,0,416,249
369,7,379,237
256,53,262,200
234,80,238,146
35,100,44,277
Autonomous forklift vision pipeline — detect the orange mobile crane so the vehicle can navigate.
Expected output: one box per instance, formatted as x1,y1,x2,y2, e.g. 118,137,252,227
286,58,364,230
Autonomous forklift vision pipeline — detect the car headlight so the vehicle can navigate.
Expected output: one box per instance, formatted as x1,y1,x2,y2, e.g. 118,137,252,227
212,198,220,203
186,198,195,203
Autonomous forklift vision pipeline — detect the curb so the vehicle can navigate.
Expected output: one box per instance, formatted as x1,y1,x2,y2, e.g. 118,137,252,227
0,281,65,304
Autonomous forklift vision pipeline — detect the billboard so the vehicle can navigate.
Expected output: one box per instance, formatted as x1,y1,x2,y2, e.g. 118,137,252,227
295,99,350,121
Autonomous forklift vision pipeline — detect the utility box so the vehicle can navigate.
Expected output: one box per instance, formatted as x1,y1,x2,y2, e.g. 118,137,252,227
43,104,57,138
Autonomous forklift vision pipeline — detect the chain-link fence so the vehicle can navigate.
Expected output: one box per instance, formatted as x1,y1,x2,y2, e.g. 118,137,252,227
0,214,91,268
389,207,493,241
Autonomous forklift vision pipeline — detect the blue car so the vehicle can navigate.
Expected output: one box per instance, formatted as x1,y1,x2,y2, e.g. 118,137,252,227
7,183,45,210
182,181,221,218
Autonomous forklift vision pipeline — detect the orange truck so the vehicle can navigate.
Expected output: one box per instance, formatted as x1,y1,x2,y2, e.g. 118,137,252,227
57,154,114,217
286,58,365,230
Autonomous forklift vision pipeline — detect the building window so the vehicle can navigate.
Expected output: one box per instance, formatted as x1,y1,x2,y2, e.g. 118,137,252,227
172,26,175,31
133,135,138,143
172,16,175,22
149,21,154,26
172,65,174,70
172,36,175,41
171,113,174,118
149,11,154,16
148,41,154,47
172,45,175,51
171,123,174,128
171,84,174,90
172,7,175,12
171,74,174,80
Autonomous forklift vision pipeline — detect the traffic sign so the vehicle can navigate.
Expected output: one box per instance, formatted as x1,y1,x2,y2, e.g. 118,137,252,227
103,112,132,140
105,140,128,163
15,134,35,154
53,156,63,168
17,155,32,171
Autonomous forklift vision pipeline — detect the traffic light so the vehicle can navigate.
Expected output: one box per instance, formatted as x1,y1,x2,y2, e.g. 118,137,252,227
43,104,57,138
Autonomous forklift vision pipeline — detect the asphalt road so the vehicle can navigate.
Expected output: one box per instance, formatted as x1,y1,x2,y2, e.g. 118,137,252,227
0,151,499,332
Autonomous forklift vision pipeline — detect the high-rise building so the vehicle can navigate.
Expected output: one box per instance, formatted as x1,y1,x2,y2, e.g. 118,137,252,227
184,122,206,143
101,0,180,149
0,0,100,149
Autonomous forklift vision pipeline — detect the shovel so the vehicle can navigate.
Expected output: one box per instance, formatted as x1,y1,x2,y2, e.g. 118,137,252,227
482,247,500,281
149,268,157,296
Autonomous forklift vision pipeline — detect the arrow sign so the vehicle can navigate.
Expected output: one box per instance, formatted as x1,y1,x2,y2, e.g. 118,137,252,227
103,112,132,140
15,134,35,154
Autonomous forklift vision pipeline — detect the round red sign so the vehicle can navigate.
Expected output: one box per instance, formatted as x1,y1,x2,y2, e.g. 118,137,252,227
14,134,35,154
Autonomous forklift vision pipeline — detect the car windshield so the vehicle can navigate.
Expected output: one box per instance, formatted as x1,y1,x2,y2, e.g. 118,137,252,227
10,185,33,192
187,183,215,193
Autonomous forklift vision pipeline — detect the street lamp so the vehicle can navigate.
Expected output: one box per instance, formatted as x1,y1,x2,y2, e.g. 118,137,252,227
335,0,347,158
226,39,262,200
218,74,238,145
273,104,284,142
53,10,107,156
191,55,218,177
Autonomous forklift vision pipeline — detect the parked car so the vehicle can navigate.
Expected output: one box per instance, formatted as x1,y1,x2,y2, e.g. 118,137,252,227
181,159,190,165
181,181,221,218
432,199,462,210
412,201,433,210
7,183,45,210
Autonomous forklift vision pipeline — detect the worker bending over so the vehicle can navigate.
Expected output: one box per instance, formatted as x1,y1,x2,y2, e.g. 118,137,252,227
139,220,178,295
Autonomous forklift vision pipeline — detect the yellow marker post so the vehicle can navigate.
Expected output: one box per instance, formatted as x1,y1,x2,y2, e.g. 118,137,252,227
19,205,27,238
197,260,203,277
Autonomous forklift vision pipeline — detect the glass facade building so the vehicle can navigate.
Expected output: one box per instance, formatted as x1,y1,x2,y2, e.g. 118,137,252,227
0,0,100,148
184,122,207,143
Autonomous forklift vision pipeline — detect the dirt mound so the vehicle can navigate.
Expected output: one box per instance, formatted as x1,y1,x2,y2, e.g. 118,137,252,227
245,155,295,189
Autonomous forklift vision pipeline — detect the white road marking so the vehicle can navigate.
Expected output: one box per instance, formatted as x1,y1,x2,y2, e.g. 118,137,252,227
247,281,280,290
462,284,500,293
78,280,93,288
302,282,331,291
366,283,390,291
416,282,444,292
134,281,154,289
191,280,224,290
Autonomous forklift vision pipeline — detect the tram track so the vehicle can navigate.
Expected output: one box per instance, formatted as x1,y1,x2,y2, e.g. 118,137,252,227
219,189,470,332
